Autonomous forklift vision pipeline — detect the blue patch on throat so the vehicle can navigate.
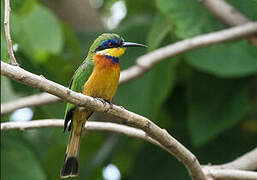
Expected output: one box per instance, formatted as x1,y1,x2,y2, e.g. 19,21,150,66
105,55,119,63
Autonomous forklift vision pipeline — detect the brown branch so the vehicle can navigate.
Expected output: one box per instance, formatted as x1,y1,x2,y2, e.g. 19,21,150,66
1,93,60,115
120,22,257,82
1,119,166,151
202,147,257,179
4,0,19,66
0,61,207,180
203,168,257,180
2,22,257,115
218,147,257,171
199,0,257,47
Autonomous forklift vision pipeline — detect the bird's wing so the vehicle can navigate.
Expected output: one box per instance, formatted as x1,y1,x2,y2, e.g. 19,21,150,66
64,59,94,131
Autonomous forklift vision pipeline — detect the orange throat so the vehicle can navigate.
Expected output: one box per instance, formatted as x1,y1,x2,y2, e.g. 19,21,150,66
83,54,120,101
93,54,120,67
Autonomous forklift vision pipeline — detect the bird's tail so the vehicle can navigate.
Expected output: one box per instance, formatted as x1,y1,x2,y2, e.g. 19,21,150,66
60,126,82,178
60,109,91,178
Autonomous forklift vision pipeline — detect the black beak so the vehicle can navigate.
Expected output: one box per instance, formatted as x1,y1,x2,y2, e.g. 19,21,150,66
122,42,147,48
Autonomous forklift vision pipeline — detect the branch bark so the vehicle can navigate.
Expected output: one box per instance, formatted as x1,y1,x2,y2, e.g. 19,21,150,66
218,147,257,171
199,0,257,47
1,93,60,114
4,0,19,66
120,22,257,82
2,22,257,115
1,119,166,151
1,61,207,180
203,168,257,180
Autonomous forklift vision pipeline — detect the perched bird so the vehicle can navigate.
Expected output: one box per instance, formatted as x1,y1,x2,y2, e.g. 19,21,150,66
61,33,146,178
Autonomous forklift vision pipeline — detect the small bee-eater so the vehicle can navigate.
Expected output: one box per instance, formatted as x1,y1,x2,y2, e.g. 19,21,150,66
61,33,146,178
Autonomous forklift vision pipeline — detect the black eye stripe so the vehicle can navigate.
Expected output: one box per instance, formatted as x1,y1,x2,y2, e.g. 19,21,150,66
95,43,120,52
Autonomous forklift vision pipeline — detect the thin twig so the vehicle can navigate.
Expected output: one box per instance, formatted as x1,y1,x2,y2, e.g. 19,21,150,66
1,119,166,151
218,147,257,171
120,22,257,82
199,0,257,47
203,167,257,180
4,0,19,66
201,147,257,179
0,61,207,180
1,93,60,115
2,22,257,115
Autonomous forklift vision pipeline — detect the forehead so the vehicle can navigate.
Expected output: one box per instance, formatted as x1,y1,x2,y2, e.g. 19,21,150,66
101,38,120,46
100,36,125,47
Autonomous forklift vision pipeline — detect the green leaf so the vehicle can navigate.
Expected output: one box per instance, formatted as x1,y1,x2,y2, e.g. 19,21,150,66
1,38,23,102
11,2,63,62
61,23,81,59
187,72,251,146
147,13,172,51
1,35,10,63
1,76,21,103
125,0,156,16
156,0,225,39
129,97,189,180
145,60,178,119
2,132,46,180
16,0,36,16
157,0,257,38
112,137,143,177
227,0,257,20
185,41,257,77
157,0,257,77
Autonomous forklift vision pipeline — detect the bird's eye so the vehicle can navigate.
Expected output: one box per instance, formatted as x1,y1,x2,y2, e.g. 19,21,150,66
108,42,114,47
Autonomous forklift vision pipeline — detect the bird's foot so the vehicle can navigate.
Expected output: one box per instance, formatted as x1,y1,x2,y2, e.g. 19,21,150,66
95,98,113,109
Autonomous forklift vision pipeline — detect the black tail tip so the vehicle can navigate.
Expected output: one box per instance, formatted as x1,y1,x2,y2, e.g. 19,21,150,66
60,157,79,178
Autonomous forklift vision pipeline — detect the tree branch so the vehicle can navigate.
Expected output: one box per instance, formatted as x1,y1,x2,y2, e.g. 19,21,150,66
1,61,207,180
1,119,166,151
120,22,257,82
2,22,257,115
201,147,257,179
4,0,19,66
217,147,257,171
203,167,257,180
199,0,257,47
1,93,60,115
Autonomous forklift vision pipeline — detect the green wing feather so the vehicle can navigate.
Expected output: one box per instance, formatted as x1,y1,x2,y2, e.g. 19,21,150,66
64,58,94,131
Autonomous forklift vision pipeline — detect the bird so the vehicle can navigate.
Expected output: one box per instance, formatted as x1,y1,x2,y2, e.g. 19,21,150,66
60,33,146,178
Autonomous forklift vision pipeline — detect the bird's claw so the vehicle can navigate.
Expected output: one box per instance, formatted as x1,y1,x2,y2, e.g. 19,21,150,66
96,97,106,104
95,98,113,109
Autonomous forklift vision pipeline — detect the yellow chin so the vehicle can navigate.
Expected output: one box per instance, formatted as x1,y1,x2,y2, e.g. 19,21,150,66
104,47,126,58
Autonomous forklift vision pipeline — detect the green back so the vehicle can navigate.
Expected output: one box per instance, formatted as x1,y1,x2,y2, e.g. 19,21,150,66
64,59,94,120
64,33,122,129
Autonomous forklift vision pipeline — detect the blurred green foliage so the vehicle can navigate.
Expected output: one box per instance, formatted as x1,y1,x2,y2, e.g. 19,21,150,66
1,0,257,179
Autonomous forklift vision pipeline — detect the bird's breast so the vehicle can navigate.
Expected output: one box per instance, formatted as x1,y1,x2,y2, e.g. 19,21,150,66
83,54,120,101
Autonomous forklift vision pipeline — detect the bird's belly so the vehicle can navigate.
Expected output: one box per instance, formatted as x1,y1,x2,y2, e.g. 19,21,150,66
83,61,120,101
